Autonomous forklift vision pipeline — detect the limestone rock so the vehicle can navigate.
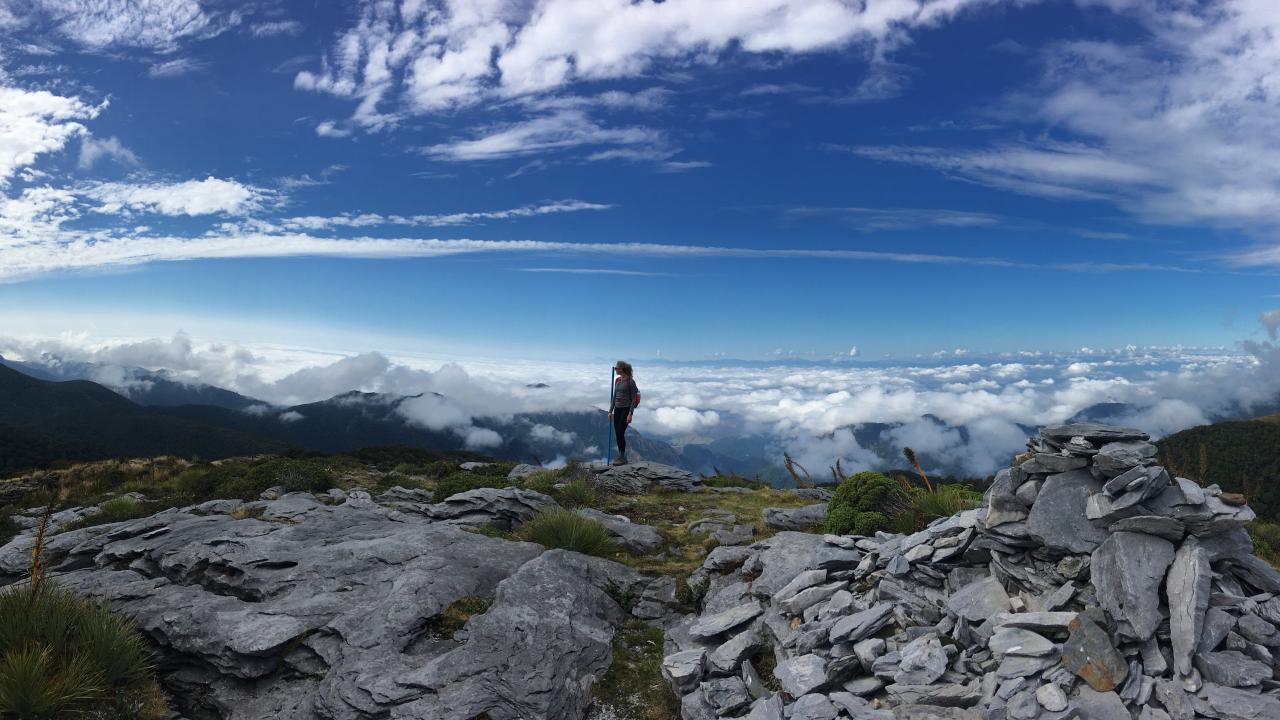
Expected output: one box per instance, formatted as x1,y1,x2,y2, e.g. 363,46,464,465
946,576,1011,623
1090,531,1175,640
662,649,706,694
423,486,559,531
763,503,827,531
1193,651,1272,688
1167,537,1212,676
574,507,662,554
689,601,764,639
593,461,699,494
775,653,828,697
1026,470,1107,554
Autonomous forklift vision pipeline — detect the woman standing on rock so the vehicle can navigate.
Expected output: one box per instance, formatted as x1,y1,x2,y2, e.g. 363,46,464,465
609,361,641,465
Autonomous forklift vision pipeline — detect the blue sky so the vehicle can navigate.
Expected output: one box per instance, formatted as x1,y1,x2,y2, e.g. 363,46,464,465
1,0,1278,361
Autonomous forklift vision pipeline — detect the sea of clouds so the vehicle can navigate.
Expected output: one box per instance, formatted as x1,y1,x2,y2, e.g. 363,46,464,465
4,318,1280,477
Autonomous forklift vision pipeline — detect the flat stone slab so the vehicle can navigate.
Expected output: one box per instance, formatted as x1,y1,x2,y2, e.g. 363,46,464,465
1026,470,1107,554
690,601,764,639
774,653,828,697
763,503,827,530
830,602,895,644
1090,531,1175,641
946,576,1011,622
1040,424,1149,444
1194,650,1272,688
575,507,662,554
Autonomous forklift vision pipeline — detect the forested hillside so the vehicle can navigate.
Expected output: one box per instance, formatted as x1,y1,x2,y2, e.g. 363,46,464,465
1157,413,1280,521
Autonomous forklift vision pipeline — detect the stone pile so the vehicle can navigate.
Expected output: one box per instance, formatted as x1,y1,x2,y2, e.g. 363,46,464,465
663,423,1280,720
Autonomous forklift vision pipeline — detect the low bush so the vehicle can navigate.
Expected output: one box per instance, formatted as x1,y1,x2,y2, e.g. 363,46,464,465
517,509,616,557
0,583,165,719
824,471,912,536
432,473,512,503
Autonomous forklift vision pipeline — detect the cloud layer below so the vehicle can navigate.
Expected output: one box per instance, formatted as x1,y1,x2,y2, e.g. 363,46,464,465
4,321,1279,477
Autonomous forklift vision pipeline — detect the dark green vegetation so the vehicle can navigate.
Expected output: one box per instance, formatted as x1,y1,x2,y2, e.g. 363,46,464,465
1157,413,1280,521
824,471,912,535
0,583,165,719
517,509,616,557
1156,413,1280,561
824,471,983,536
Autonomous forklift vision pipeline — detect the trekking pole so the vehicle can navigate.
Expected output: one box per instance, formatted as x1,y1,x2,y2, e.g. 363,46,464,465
605,366,616,464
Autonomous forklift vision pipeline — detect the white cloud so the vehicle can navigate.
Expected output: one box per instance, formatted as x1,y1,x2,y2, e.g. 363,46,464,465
314,121,352,139
642,406,721,435
278,199,611,231
77,135,139,169
251,20,302,38
80,177,267,216
420,110,664,162
0,85,101,186
851,1,1280,233
463,426,503,449
529,423,576,445
0,230,1204,284
13,0,233,51
278,410,304,422
297,0,994,121
148,57,208,78
1264,310,1280,340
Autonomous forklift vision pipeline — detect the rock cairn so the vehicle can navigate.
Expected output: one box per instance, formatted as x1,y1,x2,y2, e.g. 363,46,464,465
664,423,1280,720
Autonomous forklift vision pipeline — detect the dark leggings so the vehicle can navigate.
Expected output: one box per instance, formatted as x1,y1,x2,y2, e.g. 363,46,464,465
613,406,631,458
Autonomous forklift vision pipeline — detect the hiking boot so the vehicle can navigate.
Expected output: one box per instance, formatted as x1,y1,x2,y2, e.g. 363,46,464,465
611,457,627,466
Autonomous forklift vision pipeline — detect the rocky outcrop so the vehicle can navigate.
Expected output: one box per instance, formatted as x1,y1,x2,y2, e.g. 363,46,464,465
594,461,701,494
664,423,1280,720
1,490,677,720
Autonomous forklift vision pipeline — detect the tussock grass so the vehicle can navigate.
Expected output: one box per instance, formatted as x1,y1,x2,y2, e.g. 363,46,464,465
0,583,165,719
556,478,596,508
517,509,616,557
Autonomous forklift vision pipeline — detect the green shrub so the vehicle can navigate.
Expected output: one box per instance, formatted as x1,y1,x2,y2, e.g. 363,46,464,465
556,478,596,508
824,471,911,536
517,509,616,557
172,464,222,500
0,583,164,719
246,458,340,495
1248,521,1280,569
432,473,512,503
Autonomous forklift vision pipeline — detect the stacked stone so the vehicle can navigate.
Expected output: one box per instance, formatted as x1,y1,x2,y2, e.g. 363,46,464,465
662,423,1280,720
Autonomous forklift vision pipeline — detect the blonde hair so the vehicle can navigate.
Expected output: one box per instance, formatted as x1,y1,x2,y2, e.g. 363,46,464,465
615,360,634,377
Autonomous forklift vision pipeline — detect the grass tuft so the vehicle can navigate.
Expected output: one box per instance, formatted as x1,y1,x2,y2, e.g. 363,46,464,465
517,509,616,557
0,583,164,719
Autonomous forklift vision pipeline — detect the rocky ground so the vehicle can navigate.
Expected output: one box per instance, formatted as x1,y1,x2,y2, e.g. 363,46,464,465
2,427,1278,720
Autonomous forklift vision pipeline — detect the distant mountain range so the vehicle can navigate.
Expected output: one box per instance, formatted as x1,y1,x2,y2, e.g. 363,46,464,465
8,354,1270,485
0,356,749,476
